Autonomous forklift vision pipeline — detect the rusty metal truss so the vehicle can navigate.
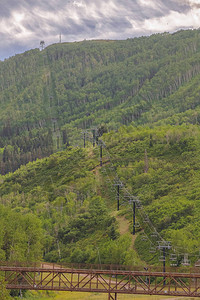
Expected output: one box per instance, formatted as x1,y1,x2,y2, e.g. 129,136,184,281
1,263,200,299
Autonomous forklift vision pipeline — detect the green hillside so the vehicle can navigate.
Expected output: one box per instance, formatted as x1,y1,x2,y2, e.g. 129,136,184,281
1,29,200,272
1,123,200,266
1,29,200,174
0,144,138,266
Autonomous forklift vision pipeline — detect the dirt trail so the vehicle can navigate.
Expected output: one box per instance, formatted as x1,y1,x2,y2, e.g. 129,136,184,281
112,211,137,247
90,154,138,248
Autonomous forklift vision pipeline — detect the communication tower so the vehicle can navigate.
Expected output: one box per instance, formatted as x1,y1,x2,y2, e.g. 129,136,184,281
40,40,45,51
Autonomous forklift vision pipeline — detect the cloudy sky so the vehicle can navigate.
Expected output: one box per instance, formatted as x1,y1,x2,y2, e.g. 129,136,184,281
0,0,200,60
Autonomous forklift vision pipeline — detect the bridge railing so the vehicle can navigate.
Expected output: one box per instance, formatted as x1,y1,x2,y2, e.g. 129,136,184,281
1,261,200,274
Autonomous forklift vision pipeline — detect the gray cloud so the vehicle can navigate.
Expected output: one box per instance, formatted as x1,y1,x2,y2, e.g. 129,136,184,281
160,0,189,13
0,0,199,60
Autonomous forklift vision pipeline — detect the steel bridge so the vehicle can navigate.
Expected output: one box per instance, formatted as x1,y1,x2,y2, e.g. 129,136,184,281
1,262,200,300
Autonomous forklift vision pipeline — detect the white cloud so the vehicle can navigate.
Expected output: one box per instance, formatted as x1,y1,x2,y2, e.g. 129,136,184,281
189,0,200,4
139,0,162,10
73,1,86,8
142,6,200,33
0,0,200,60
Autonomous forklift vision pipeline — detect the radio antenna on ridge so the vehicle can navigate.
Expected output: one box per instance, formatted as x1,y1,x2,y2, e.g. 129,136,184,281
40,40,45,51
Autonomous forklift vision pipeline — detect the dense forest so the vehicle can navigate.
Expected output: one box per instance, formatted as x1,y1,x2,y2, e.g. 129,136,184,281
1,29,200,174
1,29,200,276
1,123,200,267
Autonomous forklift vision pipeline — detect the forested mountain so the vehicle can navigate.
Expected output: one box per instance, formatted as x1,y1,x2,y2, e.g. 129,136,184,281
1,29,200,269
1,123,200,266
0,145,136,265
1,29,200,174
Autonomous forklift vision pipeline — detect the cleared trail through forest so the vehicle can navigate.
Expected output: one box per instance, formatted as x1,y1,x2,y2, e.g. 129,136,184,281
112,211,137,247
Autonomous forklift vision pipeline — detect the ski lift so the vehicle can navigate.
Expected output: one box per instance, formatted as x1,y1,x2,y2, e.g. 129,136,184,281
124,194,131,198
143,216,150,223
141,235,148,242
159,255,165,262
134,222,140,228
157,241,171,250
136,203,142,209
151,232,158,238
182,254,190,266
169,253,178,266
195,259,200,267
150,246,156,253
170,253,177,261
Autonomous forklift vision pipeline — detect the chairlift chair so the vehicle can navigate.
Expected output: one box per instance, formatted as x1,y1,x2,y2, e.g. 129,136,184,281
143,217,149,223
182,261,190,266
141,235,148,242
182,259,190,266
136,203,142,209
149,246,156,253
182,254,190,266
159,255,165,262
170,253,177,261
134,222,140,228
151,232,158,238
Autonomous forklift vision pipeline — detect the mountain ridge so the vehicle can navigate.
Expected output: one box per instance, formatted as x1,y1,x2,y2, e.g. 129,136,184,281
1,29,200,174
